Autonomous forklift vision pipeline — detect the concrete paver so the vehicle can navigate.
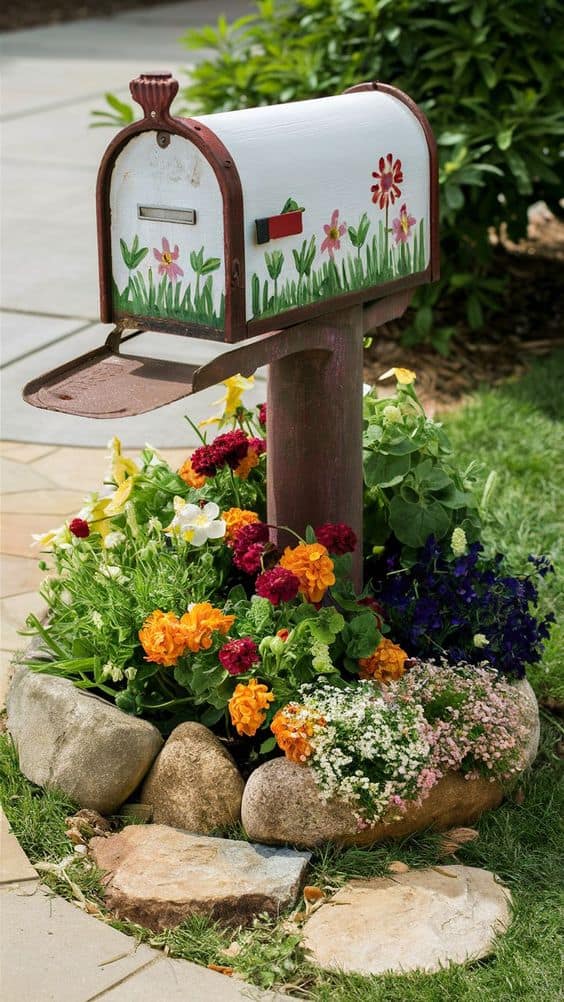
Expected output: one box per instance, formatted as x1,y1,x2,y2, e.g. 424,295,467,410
1,590,47,649
0,806,38,884
96,955,292,1002
1,313,90,368
0,554,45,598
1,881,157,1001
0,487,83,514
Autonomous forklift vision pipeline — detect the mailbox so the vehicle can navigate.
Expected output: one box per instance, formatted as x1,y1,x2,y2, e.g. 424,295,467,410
98,73,438,344
24,72,438,420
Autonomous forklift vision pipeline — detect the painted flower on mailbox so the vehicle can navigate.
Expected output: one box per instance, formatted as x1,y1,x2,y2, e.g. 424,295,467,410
370,154,403,209
320,209,347,259
392,204,417,244
153,237,184,281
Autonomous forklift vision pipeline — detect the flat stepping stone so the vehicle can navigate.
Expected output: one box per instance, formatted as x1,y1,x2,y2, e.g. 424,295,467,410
302,865,511,975
90,824,310,930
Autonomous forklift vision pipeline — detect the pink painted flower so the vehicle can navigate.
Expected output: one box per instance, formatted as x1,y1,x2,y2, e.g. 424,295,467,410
321,209,346,259
153,237,184,281
371,154,403,209
392,204,417,244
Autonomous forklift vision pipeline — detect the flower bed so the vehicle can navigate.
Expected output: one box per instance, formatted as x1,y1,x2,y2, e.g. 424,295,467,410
20,370,552,832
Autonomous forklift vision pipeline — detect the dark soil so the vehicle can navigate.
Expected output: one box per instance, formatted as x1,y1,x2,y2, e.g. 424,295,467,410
364,206,564,414
1,0,175,31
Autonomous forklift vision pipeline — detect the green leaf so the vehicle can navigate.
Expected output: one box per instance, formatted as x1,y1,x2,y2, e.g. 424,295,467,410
496,127,514,151
389,497,451,547
343,612,380,659
364,451,411,488
259,736,277,754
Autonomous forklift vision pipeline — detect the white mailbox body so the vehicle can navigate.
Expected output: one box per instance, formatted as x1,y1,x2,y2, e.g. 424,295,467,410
98,78,438,343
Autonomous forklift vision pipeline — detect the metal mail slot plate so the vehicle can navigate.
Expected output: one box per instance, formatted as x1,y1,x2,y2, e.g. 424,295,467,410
137,205,197,225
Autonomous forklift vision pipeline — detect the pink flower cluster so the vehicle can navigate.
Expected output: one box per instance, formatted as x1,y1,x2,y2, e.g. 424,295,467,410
390,660,529,786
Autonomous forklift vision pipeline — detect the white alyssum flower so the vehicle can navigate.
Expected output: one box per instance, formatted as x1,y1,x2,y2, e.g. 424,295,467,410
165,497,226,547
91,611,104,629
473,633,488,649
104,531,126,550
451,526,467,557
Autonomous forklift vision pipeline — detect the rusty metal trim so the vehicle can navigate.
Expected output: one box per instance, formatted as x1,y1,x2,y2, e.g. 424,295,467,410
96,73,247,343
345,80,440,282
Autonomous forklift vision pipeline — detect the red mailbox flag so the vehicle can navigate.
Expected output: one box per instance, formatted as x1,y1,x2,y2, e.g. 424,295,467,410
255,209,304,244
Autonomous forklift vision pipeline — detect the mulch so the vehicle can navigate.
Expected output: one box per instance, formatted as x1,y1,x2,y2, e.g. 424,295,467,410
1,0,175,31
364,206,564,414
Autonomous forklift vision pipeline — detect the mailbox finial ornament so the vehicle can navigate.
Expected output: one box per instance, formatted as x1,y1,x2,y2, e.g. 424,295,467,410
130,72,178,121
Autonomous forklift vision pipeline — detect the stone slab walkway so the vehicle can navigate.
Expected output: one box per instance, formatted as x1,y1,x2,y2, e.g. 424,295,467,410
1,804,291,1000
0,0,262,447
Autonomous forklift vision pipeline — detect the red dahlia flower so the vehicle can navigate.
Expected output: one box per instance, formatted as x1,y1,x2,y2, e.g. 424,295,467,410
191,430,250,477
234,541,265,575
219,636,260,675
258,403,267,427
255,566,300,605
315,522,357,555
69,518,90,538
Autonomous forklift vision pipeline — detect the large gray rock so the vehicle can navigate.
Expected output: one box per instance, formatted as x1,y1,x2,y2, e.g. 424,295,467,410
90,824,310,930
302,866,511,975
140,722,245,834
7,666,163,813
242,679,539,848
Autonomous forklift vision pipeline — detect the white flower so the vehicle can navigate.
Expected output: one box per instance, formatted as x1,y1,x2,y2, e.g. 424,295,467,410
124,666,137,681
451,526,467,557
382,404,402,424
104,531,126,549
32,523,71,551
473,633,488,649
165,497,226,547
91,611,103,629
99,564,129,585
102,661,124,682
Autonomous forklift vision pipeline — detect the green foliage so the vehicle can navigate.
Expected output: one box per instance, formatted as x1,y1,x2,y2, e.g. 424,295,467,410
176,0,563,347
363,375,480,557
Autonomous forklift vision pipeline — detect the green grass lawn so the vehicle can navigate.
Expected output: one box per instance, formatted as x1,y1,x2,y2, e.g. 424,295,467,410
1,352,562,1000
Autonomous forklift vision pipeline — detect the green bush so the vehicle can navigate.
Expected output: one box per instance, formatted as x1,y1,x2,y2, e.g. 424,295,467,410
96,0,564,347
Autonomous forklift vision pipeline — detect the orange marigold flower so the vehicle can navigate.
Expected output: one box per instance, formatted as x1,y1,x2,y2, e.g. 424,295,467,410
177,456,206,489
139,610,187,667
222,507,260,544
234,447,259,480
179,602,235,653
359,637,408,684
279,542,336,603
228,678,274,737
271,704,324,764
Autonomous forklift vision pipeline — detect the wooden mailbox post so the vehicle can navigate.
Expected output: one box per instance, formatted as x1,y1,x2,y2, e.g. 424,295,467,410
23,72,439,588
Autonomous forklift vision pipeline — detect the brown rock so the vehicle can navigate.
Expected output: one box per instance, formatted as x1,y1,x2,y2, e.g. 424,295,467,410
242,758,504,848
90,824,310,930
242,679,540,848
302,866,511,975
140,722,245,833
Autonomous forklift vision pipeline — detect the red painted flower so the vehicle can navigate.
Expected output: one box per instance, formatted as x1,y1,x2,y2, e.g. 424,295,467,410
255,566,300,605
392,204,416,244
371,154,403,209
320,209,347,259
69,517,90,538
153,237,184,281
315,522,357,555
219,636,260,675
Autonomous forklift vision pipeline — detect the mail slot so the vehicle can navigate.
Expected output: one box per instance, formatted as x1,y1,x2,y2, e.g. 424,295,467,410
97,72,438,344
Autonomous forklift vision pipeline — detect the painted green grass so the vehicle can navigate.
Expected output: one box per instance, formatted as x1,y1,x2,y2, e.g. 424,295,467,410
1,354,562,998
252,219,426,319
113,241,225,329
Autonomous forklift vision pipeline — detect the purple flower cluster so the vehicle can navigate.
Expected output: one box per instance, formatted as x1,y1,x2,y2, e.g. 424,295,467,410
375,537,554,679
